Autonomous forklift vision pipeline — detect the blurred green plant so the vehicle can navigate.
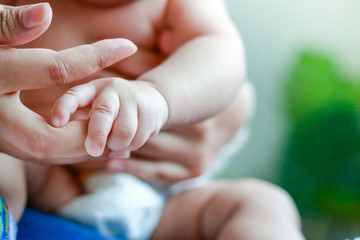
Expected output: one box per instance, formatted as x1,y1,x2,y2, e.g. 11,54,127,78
280,52,360,221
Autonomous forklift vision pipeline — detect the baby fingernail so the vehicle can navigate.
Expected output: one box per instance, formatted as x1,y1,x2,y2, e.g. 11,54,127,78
85,139,102,157
52,117,61,127
20,3,51,29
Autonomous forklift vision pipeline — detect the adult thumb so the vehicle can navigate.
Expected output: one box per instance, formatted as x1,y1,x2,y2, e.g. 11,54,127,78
0,3,52,45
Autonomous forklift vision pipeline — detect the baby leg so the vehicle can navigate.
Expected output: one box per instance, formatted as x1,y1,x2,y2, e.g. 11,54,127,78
0,153,80,219
151,179,304,240
0,154,27,222
26,163,82,213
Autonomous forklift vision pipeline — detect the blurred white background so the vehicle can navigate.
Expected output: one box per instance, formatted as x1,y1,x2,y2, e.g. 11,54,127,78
223,0,360,181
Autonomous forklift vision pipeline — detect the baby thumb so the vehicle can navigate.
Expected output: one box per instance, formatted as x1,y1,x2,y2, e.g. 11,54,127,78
0,3,52,45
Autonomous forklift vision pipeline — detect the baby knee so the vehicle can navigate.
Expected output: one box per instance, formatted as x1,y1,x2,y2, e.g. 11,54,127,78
27,165,81,213
234,179,291,201
231,179,300,224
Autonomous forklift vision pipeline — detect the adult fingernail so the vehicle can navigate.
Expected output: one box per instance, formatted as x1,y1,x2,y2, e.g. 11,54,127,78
127,41,137,54
20,3,51,29
108,160,124,172
85,138,102,157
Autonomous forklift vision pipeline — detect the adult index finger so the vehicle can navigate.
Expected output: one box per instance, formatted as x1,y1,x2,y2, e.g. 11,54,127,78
0,38,137,93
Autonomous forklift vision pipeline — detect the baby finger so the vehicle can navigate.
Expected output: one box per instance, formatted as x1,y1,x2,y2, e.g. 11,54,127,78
52,83,97,127
85,89,119,157
107,101,138,151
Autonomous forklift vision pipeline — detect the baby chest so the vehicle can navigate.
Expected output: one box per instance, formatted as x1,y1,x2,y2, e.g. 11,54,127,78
76,0,169,49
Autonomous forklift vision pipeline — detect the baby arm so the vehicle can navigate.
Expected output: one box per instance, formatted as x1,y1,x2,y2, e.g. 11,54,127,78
138,0,246,127
53,0,245,160
51,78,169,157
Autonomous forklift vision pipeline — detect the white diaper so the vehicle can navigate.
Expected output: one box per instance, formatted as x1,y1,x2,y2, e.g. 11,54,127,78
59,173,164,240
58,127,250,240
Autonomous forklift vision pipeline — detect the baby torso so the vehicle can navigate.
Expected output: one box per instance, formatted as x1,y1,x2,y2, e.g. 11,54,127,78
12,0,172,120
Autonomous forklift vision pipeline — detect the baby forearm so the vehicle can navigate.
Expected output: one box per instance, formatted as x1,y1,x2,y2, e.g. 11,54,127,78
138,34,246,127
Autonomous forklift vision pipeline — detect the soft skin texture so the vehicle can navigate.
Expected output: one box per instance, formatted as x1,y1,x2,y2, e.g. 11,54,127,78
0,3,137,163
22,0,246,158
0,2,137,219
0,1,304,239
14,0,249,177
71,82,255,183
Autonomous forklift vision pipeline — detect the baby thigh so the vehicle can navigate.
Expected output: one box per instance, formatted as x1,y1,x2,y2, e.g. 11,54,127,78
26,163,81,213
151,179,304,240
0,154,27,222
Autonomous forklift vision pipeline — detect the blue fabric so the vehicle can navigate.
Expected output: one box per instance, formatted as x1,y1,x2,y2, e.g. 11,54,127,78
18,208,124,240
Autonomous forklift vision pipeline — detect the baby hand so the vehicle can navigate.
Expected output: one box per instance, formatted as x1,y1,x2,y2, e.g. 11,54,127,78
51,78,169,157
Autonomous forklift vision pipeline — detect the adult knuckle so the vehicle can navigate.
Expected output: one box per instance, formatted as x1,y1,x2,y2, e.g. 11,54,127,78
0,9,15,41
48,55,71,85
94,51,107,70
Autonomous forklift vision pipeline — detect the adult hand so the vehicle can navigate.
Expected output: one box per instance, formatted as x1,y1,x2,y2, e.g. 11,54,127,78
0,3,137,163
